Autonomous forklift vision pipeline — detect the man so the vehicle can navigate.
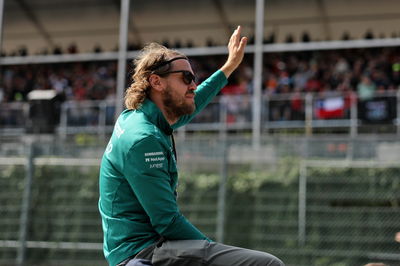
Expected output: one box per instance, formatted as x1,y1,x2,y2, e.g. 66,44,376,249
99,26,284,266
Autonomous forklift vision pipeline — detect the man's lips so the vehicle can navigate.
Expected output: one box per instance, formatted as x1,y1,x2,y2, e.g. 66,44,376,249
185,92,195,98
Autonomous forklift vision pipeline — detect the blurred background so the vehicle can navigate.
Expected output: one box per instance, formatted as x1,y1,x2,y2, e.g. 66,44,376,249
1,0,400,265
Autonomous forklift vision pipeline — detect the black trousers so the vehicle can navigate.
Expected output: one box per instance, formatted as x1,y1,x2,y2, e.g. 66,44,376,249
123,240,284,266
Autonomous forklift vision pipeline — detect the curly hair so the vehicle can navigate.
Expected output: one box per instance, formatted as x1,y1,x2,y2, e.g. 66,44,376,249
124,43,187,110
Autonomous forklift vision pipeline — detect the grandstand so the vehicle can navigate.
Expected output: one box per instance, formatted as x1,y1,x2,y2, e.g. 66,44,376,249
1,0,400,266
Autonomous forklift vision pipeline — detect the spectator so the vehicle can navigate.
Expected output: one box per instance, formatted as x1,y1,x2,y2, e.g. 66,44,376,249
290,87,305,120
364,29,374,39
301,32,311,42
17,46,28,56
341,31,351,40
285,34,294,43
67,43,79,54
264,73,278,95
93,44,103,53
334,57,350,74
53,45,63,55
357,75,376,101
265,32,275,44
292,61,312,90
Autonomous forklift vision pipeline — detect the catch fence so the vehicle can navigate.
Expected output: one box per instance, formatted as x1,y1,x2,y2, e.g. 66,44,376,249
0,136,399,266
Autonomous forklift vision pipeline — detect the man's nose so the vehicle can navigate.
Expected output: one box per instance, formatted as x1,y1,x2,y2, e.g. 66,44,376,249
188,82,196,91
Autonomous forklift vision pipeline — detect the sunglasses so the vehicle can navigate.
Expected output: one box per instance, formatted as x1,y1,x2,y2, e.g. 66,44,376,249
157,70,197,85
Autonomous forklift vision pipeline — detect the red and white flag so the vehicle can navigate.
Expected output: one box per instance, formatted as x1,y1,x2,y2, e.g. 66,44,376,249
315,97,345,119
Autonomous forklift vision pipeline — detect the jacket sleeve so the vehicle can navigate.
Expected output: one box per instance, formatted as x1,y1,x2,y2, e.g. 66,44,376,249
172,70,228,129
124,135,209,241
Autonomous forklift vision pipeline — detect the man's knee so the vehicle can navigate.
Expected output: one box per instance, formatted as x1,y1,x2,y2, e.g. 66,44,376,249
267,256,285,266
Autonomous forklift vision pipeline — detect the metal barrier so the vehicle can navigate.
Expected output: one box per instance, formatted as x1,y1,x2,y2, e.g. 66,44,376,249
0,102,29,135
58,99,115,139
55,90,400,136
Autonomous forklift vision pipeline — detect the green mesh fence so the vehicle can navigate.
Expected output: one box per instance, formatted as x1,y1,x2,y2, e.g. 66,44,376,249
0,137,399,266
0,164,25,265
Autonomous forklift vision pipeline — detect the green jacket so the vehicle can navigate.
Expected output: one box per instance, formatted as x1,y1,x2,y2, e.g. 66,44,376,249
99,70,227,266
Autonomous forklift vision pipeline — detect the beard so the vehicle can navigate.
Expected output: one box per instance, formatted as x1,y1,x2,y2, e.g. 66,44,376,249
162,86,195,119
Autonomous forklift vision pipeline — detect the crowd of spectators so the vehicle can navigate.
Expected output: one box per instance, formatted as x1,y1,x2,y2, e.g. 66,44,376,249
213,46,400,122
1,44,400,125
0,60,117,103
261,48,400,96
258,47,400,121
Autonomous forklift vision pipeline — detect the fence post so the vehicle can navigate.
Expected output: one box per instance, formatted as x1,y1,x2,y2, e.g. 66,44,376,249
17,138,35,266
347,92,357,160
305,93,313,136
98,101,107,141
59,102,68,140
298,162,307,246
252,0,265,149
350,91,358,138
263,94,269,134
219,96,228,139
216,103,228,243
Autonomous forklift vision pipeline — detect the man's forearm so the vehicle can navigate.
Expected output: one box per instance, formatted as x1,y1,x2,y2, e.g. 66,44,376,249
158,213,210,241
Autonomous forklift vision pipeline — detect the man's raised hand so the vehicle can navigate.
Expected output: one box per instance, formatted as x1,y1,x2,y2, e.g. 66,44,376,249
221,25,248,78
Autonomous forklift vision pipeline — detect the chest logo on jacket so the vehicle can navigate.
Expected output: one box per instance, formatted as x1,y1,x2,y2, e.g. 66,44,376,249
144,151,165,168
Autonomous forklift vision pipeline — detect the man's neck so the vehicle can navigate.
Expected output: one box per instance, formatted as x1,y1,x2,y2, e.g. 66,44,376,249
161,108,178,125
150,96,178,125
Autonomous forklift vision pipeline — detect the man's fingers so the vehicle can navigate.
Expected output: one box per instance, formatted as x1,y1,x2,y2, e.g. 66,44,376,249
238,36,247,52
228,26,243,51
236,26,241,37
233,26,241,46
221,26,247,77
228,26,246,58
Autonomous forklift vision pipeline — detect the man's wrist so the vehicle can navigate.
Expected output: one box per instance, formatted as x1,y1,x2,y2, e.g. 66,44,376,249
220,64,235,78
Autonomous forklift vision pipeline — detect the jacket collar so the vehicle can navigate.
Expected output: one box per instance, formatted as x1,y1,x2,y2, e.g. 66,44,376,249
140,98,173,135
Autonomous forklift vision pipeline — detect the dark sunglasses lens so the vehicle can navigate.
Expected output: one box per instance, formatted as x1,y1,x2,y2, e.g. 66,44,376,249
183,71,196,85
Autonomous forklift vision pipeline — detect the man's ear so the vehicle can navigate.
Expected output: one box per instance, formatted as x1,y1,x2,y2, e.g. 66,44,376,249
149,74,165,92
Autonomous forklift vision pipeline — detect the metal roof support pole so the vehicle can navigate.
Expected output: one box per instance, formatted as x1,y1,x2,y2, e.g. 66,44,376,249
0,0,4,55
115,0,130,121
252,0,265,148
